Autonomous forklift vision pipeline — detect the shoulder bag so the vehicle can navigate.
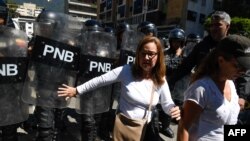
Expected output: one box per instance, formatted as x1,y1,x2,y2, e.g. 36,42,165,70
113,85,155,141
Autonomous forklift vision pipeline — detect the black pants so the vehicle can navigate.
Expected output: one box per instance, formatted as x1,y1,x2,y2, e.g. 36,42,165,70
34,106,65,141
0,124,19,141
157,104,172,129
97,111,114,140
81,113,103,141
143,121,161,141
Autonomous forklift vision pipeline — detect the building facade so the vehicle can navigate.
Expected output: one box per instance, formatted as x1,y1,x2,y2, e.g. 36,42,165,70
8,0,98,39
66,0,97,22
8,2,43,39
97,0,221,37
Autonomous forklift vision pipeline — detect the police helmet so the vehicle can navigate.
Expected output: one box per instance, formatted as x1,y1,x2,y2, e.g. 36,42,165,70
104,26,114,34
0,0,8,25
169,28,185,41
36,10,64,27
137,21,157,36
116,22,130,34
84,19,103,32
186,33,201,42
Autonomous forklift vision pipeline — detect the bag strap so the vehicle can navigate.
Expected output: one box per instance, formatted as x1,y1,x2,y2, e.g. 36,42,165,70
147,85,155,112
142,84,155,120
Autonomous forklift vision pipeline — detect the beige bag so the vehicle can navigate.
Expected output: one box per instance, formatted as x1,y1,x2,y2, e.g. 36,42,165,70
113,86,155,141
113,113,148,141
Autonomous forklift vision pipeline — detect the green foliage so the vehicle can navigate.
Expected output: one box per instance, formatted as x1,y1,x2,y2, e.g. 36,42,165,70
203,17,250,38
203,18,211,32
230,17,250,38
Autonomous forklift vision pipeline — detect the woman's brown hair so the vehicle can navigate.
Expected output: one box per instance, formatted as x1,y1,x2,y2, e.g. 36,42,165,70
191,48,234,83
132,36,166,86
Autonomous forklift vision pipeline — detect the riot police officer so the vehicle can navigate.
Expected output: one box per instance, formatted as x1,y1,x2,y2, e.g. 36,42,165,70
163,28,186,138
116,22,131,51
23,10,82,141
95,26,117,141
77,19,116,141
0,1,29,141
0,0,7,26
34,10,66,141
183,33,201,57
137,21,157,37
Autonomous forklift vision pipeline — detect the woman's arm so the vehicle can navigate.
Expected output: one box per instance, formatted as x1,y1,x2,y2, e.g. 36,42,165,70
177,100,202,141
57,66,124,98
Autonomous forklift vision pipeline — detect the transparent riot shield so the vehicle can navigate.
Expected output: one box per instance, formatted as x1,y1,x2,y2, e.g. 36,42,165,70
75,31,117,114
22,13,83,108
0,26,29,126
119,30,143,66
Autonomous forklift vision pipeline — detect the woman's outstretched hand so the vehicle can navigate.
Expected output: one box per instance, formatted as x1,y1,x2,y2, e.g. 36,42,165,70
58,84,78,100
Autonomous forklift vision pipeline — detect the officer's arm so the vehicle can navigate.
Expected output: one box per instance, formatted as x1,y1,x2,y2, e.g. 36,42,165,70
235,70,250,109
168,44,199,90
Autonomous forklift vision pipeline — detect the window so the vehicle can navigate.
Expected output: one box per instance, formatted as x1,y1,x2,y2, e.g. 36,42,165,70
100,1,106,13
118,5,125,18
100,13,105,20
133,0,143,15
118,0,124,5
107,0,112,10
199,14,206,24
106,11,112,21
201,0,206,6
148,0,159,11
187,10,197,22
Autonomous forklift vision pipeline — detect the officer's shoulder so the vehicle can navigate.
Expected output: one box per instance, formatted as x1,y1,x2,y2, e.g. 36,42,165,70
193,36,211,49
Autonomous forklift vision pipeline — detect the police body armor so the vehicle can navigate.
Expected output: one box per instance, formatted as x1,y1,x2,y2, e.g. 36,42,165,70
75,25,117,114
0,26,29,126
22,12,82,108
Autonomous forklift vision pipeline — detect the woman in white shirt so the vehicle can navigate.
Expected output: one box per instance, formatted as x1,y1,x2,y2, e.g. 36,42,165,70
58,36,181,141
177,35,250,141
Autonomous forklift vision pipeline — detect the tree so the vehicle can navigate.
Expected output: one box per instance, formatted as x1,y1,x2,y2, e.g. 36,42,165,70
6,0,18,18
230,17,250,38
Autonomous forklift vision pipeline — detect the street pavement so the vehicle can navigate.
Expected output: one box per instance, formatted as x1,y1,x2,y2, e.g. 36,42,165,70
1,99,178,141
14,110,177,141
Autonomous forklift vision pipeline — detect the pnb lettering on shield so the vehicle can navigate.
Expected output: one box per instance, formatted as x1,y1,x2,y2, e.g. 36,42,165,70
89,61,112,73
43,44,74,63
0,64,18,76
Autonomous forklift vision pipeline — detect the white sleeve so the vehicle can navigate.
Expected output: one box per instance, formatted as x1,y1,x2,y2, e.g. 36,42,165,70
76,66,123,95
184,81,208,109
159,79,176,115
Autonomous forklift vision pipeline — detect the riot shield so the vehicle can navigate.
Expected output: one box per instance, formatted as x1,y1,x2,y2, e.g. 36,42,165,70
22,13,82,108
75,31,117,114
119,30,143,66
0,26,29,126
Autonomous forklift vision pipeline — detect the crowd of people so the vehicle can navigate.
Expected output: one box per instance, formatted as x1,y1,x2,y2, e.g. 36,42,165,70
1,0,250,140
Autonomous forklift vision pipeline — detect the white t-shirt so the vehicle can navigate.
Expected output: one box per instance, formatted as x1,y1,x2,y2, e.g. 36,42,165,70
77,65,175,121
184,77,240,141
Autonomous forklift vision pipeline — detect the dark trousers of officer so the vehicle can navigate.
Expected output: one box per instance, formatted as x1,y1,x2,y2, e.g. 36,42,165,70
34,106,65,141
156,104,172,130
143,114,161,141
81,113,103,141
97,110,116,141
0,124,19,141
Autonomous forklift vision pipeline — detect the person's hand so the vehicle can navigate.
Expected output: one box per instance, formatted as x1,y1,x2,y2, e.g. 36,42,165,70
238,98,246,110
170,106,181,121
175,48,183,57
58,84,77,100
